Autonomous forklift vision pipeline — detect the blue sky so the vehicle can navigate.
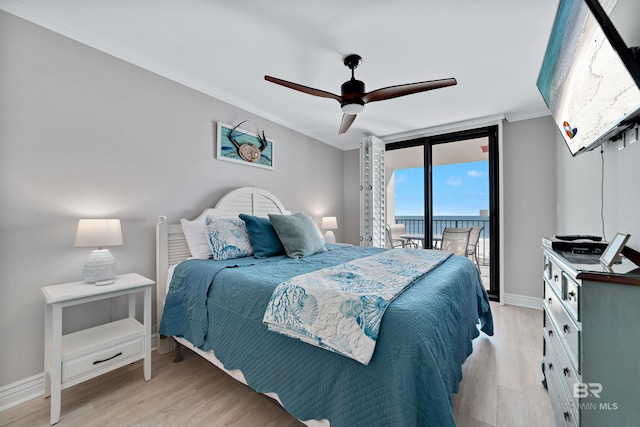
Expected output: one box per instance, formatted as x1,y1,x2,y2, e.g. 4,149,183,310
394,161,489,216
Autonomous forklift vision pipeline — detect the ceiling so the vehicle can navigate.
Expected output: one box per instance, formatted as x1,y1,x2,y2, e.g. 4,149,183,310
1,0,559,150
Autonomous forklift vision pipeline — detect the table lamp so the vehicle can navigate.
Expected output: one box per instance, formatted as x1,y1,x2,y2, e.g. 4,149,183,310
74,219,123,285
321,216,338,244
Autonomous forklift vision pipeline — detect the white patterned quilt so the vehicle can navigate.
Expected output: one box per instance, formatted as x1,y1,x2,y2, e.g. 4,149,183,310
262,249,453,364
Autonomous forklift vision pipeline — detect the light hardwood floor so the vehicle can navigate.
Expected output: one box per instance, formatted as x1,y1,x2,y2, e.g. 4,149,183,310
0,303,554,427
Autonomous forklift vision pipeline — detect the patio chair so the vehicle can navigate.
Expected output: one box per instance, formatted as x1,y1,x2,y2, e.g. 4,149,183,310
386,224,416,248
466,226,484,269
440,227,472,256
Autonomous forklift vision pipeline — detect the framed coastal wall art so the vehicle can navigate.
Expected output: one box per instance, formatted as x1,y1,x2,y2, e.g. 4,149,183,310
216,121,274,170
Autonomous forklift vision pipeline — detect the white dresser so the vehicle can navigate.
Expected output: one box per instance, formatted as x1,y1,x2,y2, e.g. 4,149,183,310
542,239,640,426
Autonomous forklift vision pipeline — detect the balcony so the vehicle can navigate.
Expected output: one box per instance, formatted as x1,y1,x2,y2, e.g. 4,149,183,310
394,216,491,289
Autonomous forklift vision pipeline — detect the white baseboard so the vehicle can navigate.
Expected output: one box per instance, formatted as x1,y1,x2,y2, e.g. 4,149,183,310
0,334,159,413
0,373,44,413
502,293,542,310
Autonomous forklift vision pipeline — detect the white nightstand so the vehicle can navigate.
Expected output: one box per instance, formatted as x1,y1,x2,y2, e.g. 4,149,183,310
41,273,154,425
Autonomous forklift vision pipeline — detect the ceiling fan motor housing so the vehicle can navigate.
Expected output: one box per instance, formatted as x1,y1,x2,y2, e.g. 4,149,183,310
341,78,365,113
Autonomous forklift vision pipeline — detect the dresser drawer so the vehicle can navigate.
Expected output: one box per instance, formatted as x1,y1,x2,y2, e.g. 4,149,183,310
544,254,552,280
544,311,580,407
547,259,564,296
563,272,580,321
544,338,579,427
62,336,144,384
544,283,580,373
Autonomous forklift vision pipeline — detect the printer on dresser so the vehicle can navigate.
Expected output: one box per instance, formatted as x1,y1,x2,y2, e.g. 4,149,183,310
541,237,640,426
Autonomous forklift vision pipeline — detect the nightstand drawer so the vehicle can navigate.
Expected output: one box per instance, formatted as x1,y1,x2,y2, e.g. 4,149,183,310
62,336,144,383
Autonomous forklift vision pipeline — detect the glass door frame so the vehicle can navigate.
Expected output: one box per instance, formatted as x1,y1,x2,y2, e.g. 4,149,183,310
386,125,500,301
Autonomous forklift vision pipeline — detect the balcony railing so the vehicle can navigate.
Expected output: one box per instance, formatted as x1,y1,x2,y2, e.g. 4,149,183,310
394,216,490,266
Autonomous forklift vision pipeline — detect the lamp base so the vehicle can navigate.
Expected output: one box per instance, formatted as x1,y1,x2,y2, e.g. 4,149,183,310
324,230,336,244
83,249,117,284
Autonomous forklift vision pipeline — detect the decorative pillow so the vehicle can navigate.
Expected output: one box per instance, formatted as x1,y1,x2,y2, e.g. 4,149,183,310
180,218,212,259
238,214,285,258
268,213,326,259
205,216,253,260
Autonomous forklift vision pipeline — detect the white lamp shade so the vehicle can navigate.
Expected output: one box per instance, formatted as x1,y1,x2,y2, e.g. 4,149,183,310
321,216,338,230
74,219,123,248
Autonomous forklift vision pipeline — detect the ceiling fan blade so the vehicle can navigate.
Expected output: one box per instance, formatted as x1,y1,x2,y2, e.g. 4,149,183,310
339,114,357,134
362,78,457,104
265,76,342,101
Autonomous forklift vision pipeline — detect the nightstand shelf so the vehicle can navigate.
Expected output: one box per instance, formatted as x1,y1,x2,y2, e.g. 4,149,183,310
42,273,154,425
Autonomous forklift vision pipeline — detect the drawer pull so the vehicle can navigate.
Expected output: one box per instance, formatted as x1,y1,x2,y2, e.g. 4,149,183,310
548,363,554,370
93,352,123,365
548,329,553,337
563,411,571,421
568,291,576,300
548,297,552,304
563,367,570,377
563,324,570,333
554,274,559,282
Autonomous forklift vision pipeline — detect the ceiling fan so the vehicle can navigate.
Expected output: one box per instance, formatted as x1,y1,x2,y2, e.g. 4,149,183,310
265,54,457,134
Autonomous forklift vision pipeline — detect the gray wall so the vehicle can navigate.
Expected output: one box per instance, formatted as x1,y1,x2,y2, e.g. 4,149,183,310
0,12,344,387
342,149,361,246
502,117,557,299
556,129,640,246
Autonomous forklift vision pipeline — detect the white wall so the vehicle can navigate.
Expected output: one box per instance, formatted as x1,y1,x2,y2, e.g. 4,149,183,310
0,11,344,388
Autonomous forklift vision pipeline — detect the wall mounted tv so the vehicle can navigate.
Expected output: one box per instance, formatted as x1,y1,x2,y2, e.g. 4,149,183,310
537,0,640,156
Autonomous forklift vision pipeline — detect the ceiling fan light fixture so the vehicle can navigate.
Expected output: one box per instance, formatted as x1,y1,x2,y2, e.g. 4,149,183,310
341,101,365,114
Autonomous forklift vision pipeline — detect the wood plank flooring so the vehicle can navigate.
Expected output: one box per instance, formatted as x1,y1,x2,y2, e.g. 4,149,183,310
0,303,554,427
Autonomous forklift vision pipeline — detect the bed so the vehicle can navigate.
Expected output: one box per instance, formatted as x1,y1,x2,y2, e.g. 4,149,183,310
156,187,493,427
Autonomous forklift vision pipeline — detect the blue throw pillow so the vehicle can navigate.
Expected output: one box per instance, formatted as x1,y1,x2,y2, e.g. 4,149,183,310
268,213,326,259
239,214,285,258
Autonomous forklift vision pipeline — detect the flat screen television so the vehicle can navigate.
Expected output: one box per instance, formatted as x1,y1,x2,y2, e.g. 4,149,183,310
537,0,640,156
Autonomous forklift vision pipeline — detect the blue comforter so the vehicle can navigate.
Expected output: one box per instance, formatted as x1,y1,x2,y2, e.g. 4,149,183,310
160,245,493,427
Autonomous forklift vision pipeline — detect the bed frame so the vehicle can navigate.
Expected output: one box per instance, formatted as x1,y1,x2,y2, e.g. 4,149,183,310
155,187,330,426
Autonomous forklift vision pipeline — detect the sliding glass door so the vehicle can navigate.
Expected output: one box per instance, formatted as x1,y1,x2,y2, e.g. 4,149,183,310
386,126,499,301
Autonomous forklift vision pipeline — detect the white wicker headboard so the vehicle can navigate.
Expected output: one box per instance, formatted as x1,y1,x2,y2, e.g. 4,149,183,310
155,187,290,329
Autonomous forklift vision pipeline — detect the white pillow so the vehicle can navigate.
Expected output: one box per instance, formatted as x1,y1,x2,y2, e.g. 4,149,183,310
205,216,253,260
180,218,212,259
